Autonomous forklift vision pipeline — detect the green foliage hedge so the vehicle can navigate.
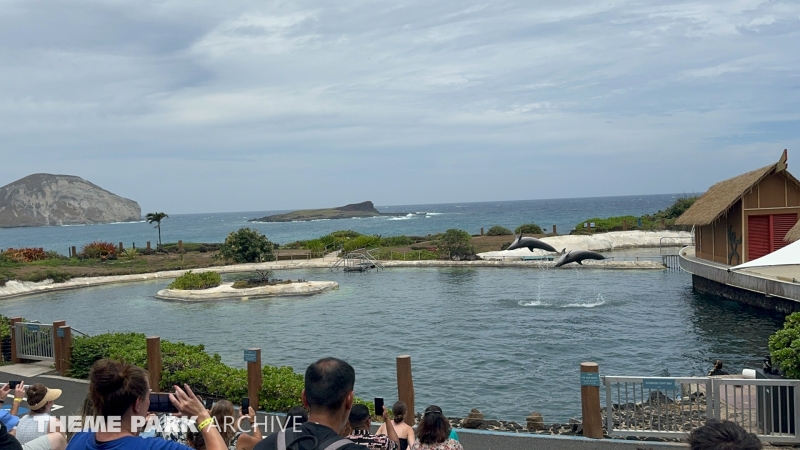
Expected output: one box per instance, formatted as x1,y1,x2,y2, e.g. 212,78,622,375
486,226,513,236
438,229,473,257
515,223,543,235
69,333,305,412
219,228,276,263
168,271,221,290
769,312,800,379
574,196,698,232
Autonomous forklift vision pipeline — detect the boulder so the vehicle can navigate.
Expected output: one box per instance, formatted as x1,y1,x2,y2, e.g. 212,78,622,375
526,412,545,431
461,408,485,429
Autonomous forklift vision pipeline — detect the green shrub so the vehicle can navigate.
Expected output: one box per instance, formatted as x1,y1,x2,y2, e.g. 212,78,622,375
219,228,275,263
769,312,800,379
121,248,138,259
23,270,72,283
342,235,381,253
515,223,543,235
374,249,439,260
169,271,221,290
438,229,473,258
486,226,513,236
379,236,414,247
0,315,11,340
82,241,117,258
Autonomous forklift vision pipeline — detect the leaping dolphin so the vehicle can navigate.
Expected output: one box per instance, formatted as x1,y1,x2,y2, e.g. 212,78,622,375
506,235,558,253
553,248,606,267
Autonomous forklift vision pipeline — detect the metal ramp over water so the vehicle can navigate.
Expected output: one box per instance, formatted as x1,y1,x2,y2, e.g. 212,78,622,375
329,248,384,272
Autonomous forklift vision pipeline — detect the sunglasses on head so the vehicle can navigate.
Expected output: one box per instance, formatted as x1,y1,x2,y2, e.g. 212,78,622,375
424,406,443,415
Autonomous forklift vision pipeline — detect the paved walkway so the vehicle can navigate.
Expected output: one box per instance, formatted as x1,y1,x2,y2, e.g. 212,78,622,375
0,364,687,450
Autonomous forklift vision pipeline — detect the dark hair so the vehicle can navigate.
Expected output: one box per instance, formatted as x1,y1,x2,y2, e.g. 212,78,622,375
187,430,206,450
348,404,370,428
89,359,150,418
210,400,235,445
688,419,762,450
304,358,355,413
284,405,308,430
26,384,49,414
417,405,450,445
392,401,407,424
714,360,724,371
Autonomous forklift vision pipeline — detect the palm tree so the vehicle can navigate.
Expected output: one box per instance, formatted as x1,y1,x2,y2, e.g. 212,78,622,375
146,212,169,249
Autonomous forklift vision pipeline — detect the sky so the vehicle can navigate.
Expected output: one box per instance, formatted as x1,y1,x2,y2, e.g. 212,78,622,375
1,0,799,214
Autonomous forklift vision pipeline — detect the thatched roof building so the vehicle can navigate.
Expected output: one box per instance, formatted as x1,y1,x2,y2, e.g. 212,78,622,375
676,150,800,265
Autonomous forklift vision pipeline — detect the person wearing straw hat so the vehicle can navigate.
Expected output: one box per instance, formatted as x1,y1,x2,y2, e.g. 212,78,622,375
15,384,64,445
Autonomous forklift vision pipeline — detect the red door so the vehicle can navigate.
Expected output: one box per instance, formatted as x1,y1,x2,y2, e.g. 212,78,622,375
748,215,770,260
747,213,799,261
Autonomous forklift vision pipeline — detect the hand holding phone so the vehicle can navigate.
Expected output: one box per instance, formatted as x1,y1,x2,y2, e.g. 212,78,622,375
374,397,384,418
241,397,250,416
205,398,214,409
149,393,179,413
8,381,21,390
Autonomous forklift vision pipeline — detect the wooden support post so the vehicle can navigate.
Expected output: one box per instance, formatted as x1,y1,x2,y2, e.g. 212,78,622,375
580,362,603,439
9,317,22,363
246,348,262,414
553,225,557,235
52,320,66,374
480,228,484,236
71,246,77,258
147,337,162,391
119,242,124,252
396,355,415,426
147,242,151,251
178,240,183,253
59,326,72,376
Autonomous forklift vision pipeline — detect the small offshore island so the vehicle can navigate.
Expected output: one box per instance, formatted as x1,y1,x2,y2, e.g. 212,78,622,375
249,200,407,222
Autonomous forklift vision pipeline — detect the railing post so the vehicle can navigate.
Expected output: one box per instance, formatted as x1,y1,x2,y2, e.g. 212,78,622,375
553,225,557,235
246,348,262,413
178,240,184,253
52,320,65,373
119,242,124,252
9,317,22,363
396,355,415,426
71,246,77,257
59,326,72,376
147,336,162,391
147,241,151,251
580,362,603,438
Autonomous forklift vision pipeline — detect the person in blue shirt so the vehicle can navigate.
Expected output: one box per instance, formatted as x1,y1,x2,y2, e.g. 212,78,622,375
66,359,226,450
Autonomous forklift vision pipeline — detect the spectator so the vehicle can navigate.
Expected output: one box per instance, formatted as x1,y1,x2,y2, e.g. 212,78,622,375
410,406,462,450
708,361,730,376
0,382,65,450
254,357,365,450
16,384,63,445
376,402,414,450
283,406,307,432
688,419,761,450
345,404,399,450
65,359,226,450
1,422,23,450
66,396,94,443
209,401,261,450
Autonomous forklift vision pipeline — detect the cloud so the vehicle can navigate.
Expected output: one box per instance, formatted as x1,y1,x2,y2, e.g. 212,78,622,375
0,0,798,213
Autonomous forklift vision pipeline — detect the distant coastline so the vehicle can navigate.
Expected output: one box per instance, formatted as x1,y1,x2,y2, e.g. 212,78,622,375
249,200,408,223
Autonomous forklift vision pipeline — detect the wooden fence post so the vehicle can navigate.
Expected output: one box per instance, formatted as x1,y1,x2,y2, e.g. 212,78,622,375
178,240,183,253
59,326,72,376
147,337,162,391
580,362,603,438
52,320,65,374
9,317,22,363
71,246,77,258
246,348,262,413
147,242,151,251
553,225,557,235
119,242,124,252
396,355,415,426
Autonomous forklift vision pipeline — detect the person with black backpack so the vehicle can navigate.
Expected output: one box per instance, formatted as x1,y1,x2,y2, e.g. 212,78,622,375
254,358,367,450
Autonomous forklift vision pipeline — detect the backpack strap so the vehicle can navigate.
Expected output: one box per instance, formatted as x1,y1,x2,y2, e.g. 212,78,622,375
277,430,286,450
316,435,354,450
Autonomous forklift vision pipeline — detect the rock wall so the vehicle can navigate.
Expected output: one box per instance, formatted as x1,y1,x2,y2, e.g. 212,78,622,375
0,173,140,227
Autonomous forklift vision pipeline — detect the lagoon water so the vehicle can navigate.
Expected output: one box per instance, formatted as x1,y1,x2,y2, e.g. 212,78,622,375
0,267,784,423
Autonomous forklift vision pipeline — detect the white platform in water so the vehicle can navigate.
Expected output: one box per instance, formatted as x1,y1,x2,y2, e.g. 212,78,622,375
155,281,338,301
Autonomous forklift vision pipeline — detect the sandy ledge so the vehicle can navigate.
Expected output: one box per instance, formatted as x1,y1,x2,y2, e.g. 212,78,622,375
154,281,338,301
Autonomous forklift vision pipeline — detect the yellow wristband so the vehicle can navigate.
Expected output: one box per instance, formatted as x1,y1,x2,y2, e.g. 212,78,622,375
13,398,22,403
198,417,214,431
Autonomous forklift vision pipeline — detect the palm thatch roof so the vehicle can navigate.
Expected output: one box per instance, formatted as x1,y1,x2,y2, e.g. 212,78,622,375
676,150,796,226
786,222,800,242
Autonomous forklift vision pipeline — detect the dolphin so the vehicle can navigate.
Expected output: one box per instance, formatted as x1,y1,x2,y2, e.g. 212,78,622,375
506,235,558,253
553,248,606,267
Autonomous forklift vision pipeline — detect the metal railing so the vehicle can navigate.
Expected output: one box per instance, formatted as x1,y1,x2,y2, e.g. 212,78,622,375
604,376,711,438
712,378,800,443
14,322,54,361
603,376,800,443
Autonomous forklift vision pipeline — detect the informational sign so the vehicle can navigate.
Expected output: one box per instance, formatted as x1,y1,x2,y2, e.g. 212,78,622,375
57,328,65,338
26,324,40,332
580,372,601,387
244,349,258,363
642,379,677,391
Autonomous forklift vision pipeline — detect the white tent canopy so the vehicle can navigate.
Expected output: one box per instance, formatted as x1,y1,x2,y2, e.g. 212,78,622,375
731,239,800,270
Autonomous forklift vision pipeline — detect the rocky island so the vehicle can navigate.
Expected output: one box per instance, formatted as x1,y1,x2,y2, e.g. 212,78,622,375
0,174,141,228
250,201,406,222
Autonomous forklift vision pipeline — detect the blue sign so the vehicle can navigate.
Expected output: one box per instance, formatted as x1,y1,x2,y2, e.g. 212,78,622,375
244,350,258,363
26,324,40,332
580,372,601,387
57,328,65,338
643,379,677,391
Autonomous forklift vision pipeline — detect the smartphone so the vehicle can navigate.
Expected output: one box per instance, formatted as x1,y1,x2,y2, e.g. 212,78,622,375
205,398,214,409
241,397,250,415
374,397,384,416
149,393,179,413
8,381,21,390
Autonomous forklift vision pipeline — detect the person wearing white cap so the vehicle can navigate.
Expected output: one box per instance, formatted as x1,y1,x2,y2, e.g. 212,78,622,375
15,384,64,445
